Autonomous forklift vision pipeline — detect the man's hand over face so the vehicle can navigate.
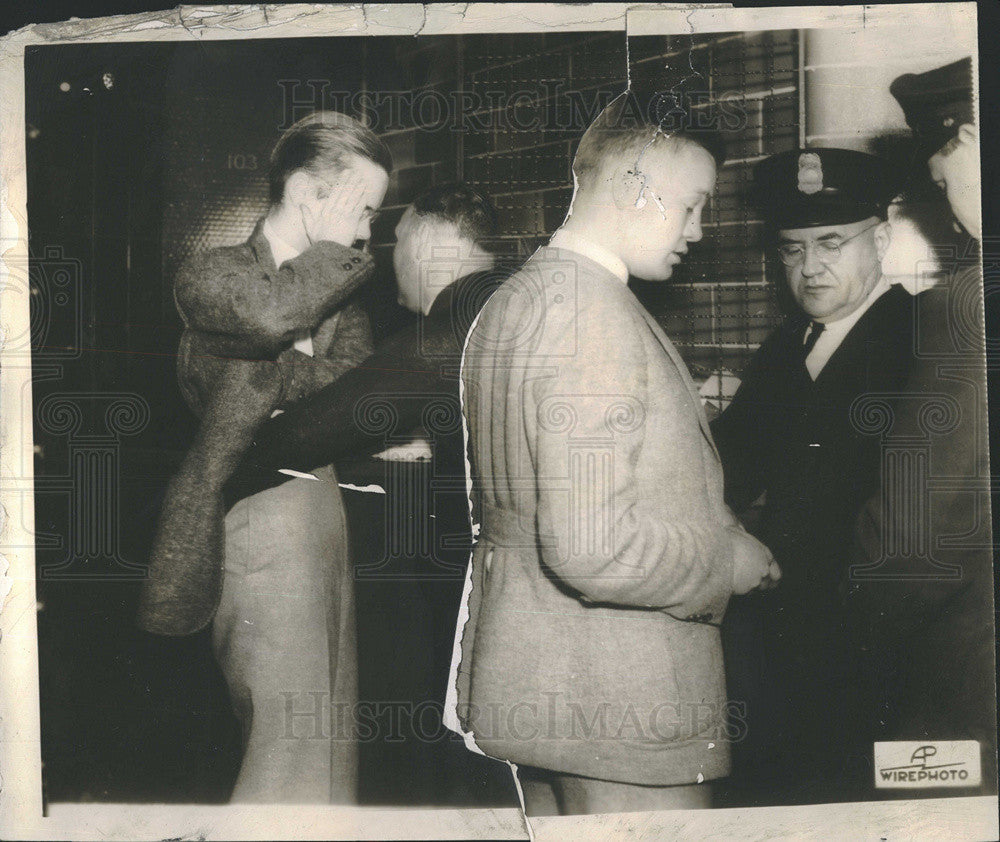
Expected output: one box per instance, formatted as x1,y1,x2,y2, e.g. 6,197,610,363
300,169,368,248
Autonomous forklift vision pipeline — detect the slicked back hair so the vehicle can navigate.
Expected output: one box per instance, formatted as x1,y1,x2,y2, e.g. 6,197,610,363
268,111,393,206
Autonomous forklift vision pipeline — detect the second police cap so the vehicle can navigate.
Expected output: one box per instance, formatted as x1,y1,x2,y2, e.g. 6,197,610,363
890,57,974,160
751,148,899,229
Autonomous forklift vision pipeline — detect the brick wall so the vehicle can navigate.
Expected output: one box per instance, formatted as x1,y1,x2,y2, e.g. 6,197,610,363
366,30,800,384
158,32,798,376
364,33,627,336
459,33,626,257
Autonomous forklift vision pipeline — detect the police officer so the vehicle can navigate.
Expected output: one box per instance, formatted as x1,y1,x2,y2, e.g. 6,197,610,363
848,57,996,795
711,148,915,804
891,57,980,239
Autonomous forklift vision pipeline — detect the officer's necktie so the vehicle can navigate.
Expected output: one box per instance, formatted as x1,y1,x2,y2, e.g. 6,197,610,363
802,320,825,358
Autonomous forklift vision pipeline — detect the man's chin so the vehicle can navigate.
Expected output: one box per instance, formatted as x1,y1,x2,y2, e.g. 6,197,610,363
797,291,838,320
955,212,980,241
802,308,831,321
632,262,675,283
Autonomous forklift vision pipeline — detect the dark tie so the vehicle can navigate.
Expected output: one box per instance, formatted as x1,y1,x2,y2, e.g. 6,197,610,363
802,321,825,358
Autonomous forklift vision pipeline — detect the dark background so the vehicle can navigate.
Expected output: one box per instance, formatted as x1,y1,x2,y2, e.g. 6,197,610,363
9,0,999,808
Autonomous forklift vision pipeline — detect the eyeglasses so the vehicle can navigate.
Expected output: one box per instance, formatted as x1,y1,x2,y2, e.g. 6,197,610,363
776,221,880,267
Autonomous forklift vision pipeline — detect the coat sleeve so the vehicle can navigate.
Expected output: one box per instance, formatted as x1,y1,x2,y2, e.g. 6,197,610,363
846,275,992,639
175,240,374,357
529,313,735,619
231,305,458,488
277,299,375,403
709,347,770,514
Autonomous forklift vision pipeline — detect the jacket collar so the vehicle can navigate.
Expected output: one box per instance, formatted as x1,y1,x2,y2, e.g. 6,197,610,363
548,229,629,284
247,217,277,272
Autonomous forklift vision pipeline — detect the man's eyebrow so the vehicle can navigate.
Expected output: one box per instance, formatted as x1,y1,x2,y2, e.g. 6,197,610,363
779,232,845,244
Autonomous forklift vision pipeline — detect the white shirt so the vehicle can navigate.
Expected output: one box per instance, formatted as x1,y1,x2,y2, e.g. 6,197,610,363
548,229,629,284
262,217,314,357
804,277,892,380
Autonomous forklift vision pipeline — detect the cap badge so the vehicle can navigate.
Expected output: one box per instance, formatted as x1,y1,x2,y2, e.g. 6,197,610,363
797,152,823,195
943,116,955,127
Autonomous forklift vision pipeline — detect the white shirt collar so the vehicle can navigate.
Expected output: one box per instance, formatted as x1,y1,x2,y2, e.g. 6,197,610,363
262,216,301,268
548,229,629,284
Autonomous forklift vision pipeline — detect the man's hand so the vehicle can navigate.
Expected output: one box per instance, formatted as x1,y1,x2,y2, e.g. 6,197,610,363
729,526,781,595
300,170,368,248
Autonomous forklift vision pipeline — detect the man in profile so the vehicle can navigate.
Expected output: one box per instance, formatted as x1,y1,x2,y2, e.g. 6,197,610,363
449,100,778,816
848,57,996,793
229,182,507,488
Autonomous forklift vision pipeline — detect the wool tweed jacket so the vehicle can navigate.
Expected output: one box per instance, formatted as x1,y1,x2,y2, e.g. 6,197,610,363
454,246,742,786
137,219,373,636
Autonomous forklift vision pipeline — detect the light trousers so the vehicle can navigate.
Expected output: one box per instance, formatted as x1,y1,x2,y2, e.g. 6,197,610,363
519,766,712,816
212,465,358,803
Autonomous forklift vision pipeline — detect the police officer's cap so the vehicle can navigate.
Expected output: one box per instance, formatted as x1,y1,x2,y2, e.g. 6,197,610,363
752,148,898,229
890,57,974,160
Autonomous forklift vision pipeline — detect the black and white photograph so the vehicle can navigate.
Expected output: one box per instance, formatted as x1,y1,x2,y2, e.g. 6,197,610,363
0,2,997,839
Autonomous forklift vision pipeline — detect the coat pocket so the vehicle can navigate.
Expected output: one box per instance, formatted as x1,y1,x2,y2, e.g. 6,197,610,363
663,622,727,743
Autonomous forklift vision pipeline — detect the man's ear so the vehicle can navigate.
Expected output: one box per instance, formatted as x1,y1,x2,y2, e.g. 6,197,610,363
414,219,437,254
610,165,645,210
874,220,892,261
957,123,978,147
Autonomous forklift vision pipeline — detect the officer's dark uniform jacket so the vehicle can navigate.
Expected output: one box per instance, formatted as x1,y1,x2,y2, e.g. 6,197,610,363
848,257,997,793
711,283,916,799
227,266,510,500
852,55,998,794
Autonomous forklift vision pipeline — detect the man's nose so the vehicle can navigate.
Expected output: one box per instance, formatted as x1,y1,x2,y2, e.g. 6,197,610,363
800,245,824,277
684,214,703,243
